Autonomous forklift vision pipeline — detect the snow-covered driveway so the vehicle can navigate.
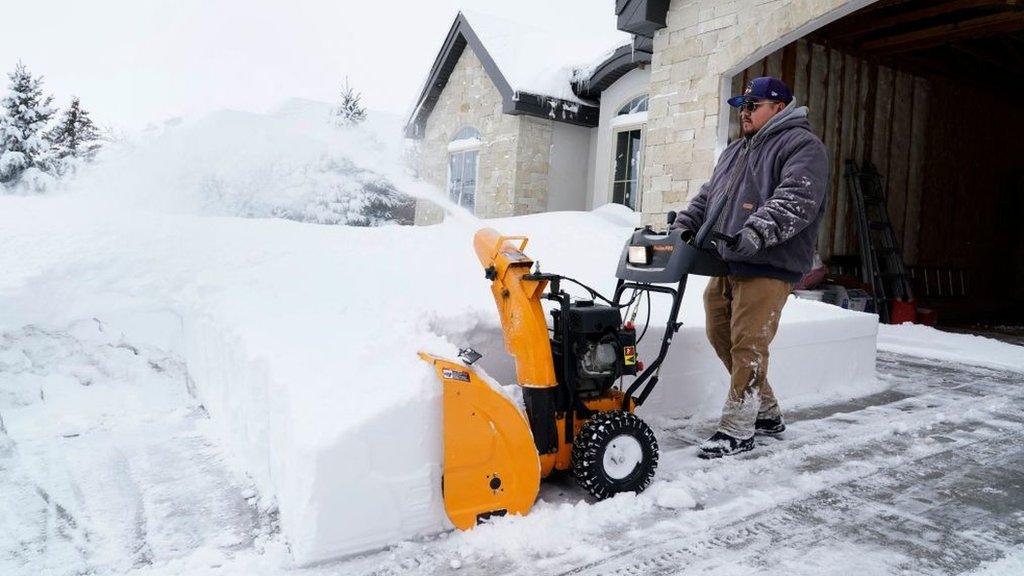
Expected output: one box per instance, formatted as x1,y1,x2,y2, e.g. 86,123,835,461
357,352,1024,576
560,353,1024,575
0,321,267,575
2,323,1022,576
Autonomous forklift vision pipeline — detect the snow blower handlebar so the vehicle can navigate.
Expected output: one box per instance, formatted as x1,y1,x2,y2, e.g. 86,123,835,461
610,211,732,410
665,210,739,250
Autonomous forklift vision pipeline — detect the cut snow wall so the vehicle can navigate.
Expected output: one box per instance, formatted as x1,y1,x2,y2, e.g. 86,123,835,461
182,316,449,564
182,297,876,565
472,310,879,420
170,209,880,565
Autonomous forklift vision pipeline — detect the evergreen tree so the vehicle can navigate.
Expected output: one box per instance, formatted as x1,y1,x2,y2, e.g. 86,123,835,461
50,96,102,163
0,62,56,188
333,78,367,127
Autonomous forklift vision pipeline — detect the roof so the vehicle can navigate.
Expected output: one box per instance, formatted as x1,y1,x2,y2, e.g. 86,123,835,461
404,10,635,138
573,36,654,100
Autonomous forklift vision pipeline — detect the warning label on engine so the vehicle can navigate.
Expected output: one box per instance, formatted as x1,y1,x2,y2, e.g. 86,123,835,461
442,368,471,382
623,346,637,366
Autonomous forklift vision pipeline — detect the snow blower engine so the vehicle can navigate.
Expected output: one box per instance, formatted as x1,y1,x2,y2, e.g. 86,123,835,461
418,213,733,529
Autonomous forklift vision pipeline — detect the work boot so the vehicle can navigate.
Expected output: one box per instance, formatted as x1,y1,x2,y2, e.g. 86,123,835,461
697,431,754,459
755,415,786,435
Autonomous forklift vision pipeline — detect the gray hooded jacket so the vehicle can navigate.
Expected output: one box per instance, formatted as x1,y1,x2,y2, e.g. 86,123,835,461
674,102,829,281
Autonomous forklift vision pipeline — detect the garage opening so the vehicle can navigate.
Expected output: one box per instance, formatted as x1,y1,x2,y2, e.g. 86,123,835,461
728,0,1024,333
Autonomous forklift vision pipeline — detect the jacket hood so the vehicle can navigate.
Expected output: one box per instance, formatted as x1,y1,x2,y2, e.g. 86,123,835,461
749,100,810,147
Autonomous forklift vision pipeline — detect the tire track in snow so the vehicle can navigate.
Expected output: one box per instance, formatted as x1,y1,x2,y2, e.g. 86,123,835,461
565,432,1023,576
0,322,259,576
559,355,1024,576
356,353,1024,576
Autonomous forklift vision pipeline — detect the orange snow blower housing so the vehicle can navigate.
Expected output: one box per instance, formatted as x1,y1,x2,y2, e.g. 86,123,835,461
421,219,730,529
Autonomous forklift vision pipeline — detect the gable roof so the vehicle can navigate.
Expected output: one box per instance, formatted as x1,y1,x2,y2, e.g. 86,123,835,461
404,11,631,139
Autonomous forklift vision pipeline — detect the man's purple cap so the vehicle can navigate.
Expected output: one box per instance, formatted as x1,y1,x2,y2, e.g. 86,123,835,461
727,76,794,107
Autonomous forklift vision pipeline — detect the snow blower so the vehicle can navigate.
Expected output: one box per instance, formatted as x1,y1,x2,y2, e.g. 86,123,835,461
419,213,732,529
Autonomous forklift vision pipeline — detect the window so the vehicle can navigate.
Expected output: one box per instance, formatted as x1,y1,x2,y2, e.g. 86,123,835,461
609,94,648,210
616,94,649,116
612,128,643,210
448,127,481,213
448,150,478,212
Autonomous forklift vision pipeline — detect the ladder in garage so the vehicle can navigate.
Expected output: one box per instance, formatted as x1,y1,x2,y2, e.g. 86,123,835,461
845,160,914,323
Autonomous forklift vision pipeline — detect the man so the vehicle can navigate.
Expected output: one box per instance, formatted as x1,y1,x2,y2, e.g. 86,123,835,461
672,76,829,459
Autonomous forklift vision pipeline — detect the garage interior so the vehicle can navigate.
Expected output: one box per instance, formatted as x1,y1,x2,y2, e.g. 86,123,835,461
729,0,1024,330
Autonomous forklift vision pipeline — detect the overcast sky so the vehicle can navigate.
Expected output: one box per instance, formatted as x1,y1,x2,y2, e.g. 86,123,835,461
2,0,620,129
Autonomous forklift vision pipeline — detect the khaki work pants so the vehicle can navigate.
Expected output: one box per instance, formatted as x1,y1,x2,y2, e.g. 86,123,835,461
704,275,792,439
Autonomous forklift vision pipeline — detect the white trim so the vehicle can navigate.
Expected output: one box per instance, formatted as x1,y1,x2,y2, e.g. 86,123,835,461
611,111,648,130
714,0,883,160
447,137,484,153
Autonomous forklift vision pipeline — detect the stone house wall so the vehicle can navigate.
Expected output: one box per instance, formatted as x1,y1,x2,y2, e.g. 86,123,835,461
415,47,554,224
512,116,552,216
642,0,874,225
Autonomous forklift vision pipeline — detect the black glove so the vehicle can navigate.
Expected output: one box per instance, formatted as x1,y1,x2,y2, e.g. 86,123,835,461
672,225,694,243
733,227,763,256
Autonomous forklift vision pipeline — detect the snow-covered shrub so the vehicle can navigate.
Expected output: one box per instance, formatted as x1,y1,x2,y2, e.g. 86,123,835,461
194,152,414,226
273,156,413,226
72,99,416,226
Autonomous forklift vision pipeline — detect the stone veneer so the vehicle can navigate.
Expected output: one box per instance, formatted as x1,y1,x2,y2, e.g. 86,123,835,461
642,0,867,226
512,116,553,216
415,47,552,224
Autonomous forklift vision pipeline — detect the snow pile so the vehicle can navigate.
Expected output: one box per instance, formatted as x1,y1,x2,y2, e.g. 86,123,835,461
878,323,1024,373
66,99,415,225
0,188,879,564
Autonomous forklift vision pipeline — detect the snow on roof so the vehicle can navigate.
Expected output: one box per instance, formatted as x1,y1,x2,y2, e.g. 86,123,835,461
459,9,632,104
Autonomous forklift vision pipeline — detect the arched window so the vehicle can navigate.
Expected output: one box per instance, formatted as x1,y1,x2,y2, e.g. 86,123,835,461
616,94,648,116
447,127,482,213
611,95,648,210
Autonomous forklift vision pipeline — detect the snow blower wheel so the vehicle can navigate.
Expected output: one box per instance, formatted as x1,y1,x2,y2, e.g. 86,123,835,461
572,411,658,500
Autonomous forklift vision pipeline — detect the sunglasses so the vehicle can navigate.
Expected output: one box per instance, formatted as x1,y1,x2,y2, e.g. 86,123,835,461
737,100,778,113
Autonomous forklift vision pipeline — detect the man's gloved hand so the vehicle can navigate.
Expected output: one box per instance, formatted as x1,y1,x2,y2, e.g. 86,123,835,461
672,224,695,243
733,227,763,256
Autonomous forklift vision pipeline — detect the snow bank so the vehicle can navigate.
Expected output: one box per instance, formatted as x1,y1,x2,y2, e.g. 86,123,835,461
0,192,878,564
878,323,1024,373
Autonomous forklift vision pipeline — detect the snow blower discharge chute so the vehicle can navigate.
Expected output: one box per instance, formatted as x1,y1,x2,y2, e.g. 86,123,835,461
419,212,734,529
